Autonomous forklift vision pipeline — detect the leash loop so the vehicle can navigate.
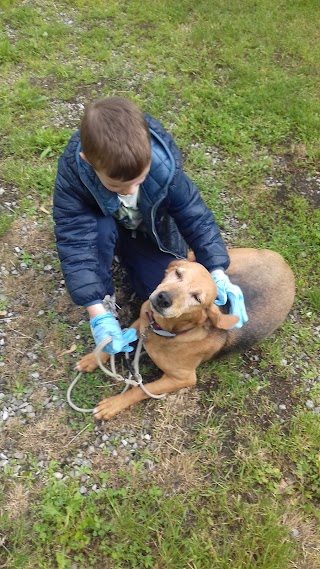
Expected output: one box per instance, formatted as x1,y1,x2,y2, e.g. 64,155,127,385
67,334,166,414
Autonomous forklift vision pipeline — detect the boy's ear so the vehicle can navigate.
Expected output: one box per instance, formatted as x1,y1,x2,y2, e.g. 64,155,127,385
206,304,239,330
79,151,88,162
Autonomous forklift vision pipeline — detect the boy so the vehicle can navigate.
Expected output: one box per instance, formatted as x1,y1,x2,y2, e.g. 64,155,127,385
53,97,247,355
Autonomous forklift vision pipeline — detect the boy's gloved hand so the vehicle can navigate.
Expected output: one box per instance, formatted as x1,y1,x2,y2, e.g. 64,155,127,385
211,270,248,329
90,312,137,354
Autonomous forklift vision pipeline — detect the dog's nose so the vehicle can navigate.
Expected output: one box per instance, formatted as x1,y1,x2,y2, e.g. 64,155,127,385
155,291,172,309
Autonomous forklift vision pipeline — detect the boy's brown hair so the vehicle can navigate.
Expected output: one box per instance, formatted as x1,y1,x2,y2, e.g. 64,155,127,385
80,97,151,181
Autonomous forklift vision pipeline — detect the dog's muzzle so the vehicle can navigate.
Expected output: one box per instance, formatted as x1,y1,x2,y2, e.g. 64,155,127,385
151,291,172,314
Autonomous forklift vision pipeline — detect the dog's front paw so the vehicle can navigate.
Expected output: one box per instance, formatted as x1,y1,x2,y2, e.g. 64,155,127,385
75,352,108,373
94,394,126,421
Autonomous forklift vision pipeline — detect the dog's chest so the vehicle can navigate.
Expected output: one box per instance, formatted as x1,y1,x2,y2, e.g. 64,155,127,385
141,331,184,372
138,318,213,372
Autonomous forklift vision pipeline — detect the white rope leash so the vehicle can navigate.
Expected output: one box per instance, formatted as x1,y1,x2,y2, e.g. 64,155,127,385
67,335,166,414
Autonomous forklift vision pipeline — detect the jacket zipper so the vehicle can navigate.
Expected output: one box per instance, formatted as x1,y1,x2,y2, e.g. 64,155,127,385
150,198,186,260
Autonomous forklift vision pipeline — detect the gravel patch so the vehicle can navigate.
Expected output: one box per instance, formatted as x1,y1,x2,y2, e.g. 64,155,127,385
1,167,319,494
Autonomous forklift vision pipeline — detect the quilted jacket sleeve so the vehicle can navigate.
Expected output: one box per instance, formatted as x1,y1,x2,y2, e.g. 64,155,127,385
53,155,107,306
145,114,229,272
166,167,230,272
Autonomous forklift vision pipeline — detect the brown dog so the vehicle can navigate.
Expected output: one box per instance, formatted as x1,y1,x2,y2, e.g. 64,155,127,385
76,248,295,421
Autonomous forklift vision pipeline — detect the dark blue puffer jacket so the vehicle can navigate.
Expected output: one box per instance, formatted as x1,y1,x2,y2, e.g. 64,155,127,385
53,115,230,305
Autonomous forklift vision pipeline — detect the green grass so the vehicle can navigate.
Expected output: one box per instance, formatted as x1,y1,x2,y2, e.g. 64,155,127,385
1,0,320,567
2,477,295,569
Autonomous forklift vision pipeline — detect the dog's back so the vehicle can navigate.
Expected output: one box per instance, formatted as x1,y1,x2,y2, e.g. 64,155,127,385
217,248,295,356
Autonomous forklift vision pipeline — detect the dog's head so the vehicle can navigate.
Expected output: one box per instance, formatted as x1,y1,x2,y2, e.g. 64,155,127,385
149,260,239,330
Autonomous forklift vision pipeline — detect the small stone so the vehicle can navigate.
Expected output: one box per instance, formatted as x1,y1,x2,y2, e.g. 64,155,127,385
31,372,40,379
36,329,45,341
73,458,82,466
2,410,9,421
144,433,151,441
27,352,38,361
278,404,287,411
306,400,314,410
54,472,63,480
14,452,24,459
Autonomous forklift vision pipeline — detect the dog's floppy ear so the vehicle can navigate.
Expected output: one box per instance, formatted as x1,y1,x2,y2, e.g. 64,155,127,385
187,250,196,262
206,304,239,330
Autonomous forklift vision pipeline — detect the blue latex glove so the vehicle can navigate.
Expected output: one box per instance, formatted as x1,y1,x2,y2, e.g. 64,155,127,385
211,270,248,329
90,312,138,354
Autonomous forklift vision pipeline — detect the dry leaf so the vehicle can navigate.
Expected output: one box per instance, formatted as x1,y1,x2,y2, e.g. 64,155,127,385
59,343,77,356
277,477,295,494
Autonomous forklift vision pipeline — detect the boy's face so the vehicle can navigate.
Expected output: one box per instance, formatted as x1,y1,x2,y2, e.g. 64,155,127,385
95,164,150,195
79,152,150,195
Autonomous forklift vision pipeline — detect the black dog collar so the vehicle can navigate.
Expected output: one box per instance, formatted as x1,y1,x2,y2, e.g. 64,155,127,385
145,311,194,337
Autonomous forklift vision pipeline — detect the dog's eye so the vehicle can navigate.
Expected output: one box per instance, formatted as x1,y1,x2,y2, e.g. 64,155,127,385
175,269,183,280
192,293,201,303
